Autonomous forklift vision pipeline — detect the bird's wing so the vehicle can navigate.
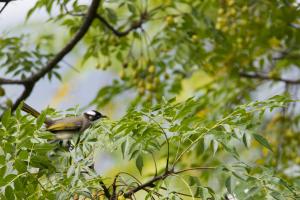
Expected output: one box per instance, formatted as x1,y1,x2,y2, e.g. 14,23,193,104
46,117,83,132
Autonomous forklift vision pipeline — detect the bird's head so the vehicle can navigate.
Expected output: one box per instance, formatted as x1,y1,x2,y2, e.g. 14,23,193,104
84,110,107,121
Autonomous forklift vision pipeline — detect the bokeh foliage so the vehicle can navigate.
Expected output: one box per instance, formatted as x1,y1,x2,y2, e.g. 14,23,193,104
0,0,300,199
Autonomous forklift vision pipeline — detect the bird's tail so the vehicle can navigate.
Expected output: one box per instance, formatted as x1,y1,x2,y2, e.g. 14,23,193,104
21,102,53,125
22,102,41,118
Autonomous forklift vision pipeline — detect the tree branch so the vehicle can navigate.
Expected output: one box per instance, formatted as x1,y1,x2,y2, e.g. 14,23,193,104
110,174,119,200
123,172,170,198
12,83,34,111
123,166,214,198
0,0,13,14
96,14,145,37
239,72,300,85
0,0,101,111
99,179,111,199
0,78,24,85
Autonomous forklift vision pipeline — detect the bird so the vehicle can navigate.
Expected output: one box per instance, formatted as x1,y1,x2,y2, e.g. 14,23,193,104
21,102,106,141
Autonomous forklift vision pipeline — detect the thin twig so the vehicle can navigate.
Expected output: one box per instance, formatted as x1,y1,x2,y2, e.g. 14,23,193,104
100,179,111,199
173,166,216,175
151,153,158,176
240,72,300,85
96,14,145,37
0,0,10,14
62,3,84,17
111,174,119,200
118,172,142,185
141,112,170,173
172,111,237,168
123,166,214,198
160,186,203,199
123,171,170,198
118,175,161,199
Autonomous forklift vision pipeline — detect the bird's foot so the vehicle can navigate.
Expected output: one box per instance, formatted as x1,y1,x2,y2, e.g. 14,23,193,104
66,140,74,151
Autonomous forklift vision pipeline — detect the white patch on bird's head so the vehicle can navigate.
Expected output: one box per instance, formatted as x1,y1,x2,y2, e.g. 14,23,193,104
85,110,97,116
84,110,106,121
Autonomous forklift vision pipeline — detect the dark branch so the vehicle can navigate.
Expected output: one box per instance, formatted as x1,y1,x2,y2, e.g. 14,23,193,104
240,72,300,85
12,83,34,111
123,166,214,198
99,179,111,199
0,78,24,85
151,153,158,176
110,174,119,200
96,14,145,37
0,0,13,14
123,172,170,198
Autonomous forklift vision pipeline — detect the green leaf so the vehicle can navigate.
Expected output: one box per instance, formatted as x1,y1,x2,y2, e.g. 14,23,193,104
0,86,5,96
106,8,117,23
5,186,15,200
127,3,137,15
36,111,46,129
189,176,200,186
121,140,127,158
222,124,231,132
0,166,6,178
0,174,16,187
1,108,11,128
67,165,75,178
212,139,218,156
34,143,55,152
244,186,259,198
242,133,250,148
136,155,144,175
253,134,273,152
204,135,213,151
278,178,295,193
270,191,284,200
225,176,232,193
26,4,38,21
14,159,27,173
77,191,93,198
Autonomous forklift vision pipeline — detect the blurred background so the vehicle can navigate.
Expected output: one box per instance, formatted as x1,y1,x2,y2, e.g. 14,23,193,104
2,0,300,114
1,0,300,198
0,0,124,118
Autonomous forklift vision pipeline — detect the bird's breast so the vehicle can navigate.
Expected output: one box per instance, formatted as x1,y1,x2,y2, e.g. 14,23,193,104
54,132,75,140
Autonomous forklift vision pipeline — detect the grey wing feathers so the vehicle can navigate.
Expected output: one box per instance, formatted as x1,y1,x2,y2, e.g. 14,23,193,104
46,117,83,132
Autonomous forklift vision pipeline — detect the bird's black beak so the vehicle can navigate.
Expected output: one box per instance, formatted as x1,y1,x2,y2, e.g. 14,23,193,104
101,115,108,119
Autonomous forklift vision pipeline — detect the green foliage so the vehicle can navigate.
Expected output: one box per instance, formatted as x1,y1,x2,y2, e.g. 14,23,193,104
1,96,299,199
1,0,300,199
0,36,60,80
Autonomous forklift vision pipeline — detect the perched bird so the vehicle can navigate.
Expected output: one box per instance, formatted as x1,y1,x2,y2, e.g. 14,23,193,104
21,102,106,141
